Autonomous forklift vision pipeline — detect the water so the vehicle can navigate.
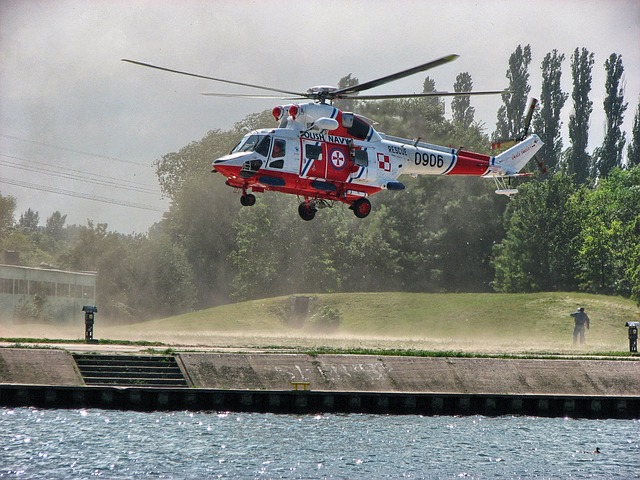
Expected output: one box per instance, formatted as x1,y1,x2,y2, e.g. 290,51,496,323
1,408,638,479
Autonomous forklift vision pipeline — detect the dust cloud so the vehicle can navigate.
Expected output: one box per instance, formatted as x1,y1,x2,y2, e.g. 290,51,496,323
0,320,622,355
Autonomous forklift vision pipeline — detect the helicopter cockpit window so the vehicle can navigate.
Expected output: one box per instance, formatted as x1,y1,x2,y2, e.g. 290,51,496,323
232,134,260,153
230,134,272,155
254,136,271,157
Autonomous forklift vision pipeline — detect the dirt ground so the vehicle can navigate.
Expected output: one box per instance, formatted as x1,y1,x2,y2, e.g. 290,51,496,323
0,321,631,355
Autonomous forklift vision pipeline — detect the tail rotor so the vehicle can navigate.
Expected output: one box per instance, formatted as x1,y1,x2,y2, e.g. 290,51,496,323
491,98,547,175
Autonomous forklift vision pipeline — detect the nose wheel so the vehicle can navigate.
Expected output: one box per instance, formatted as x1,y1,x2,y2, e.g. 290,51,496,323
240,193,256,206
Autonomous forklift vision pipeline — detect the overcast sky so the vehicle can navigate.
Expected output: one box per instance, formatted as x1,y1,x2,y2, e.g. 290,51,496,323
1,0,638,233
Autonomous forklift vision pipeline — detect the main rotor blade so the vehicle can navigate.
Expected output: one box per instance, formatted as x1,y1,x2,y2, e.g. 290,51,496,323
122,59,307,97
342,90,509,100
200,90,508,101
332,54,459,97
201,92,308,100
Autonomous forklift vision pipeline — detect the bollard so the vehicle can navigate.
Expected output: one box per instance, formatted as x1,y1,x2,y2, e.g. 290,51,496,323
625,322,638,353
82,305,98,343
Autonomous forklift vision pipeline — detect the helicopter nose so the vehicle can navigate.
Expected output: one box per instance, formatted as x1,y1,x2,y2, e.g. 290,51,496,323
212,154,247,177
212,157,231,174
211,158,224,172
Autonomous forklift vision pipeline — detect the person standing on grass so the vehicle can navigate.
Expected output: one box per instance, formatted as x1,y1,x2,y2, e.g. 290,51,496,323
570,307,590,344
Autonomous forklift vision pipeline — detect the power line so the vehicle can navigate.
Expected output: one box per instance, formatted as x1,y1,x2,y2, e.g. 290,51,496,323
0,154,162,195
0,133,151,167
0,177,166,212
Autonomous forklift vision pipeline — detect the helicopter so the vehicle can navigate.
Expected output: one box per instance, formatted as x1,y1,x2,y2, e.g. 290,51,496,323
123,54,543,221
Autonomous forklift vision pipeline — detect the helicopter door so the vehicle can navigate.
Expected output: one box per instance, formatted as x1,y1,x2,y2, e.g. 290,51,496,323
266,138,287,170
301,140,326,179
324,144,352,182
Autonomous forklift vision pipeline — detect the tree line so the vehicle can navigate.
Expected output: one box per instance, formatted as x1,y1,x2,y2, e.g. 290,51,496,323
1,44,639,322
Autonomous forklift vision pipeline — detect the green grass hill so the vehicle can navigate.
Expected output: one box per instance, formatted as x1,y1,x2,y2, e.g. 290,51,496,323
4,292,638,355
98,292,640,355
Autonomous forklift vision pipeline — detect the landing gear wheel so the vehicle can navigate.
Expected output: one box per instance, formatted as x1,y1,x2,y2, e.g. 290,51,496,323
240,193,256,206
351,198,371,218
298,202,317,221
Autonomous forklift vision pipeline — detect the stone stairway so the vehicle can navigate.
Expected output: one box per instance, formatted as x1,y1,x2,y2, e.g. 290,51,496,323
73,354,189,387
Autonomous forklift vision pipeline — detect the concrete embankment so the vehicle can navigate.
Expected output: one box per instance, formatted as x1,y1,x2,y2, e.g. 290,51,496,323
178,353,640,395
0,348,638,418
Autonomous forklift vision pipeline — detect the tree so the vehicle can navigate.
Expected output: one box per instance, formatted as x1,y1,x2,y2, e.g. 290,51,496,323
627,98,640,166
229,191,399,301
377,183,436,292
1,197,58,267
630,241,640,305
594,53,628,178
59,221,109,271
45,211,67,241
17,208,39,233
425,178,505,292
58,221,135,319
229,194,330,301
0,192,16,240
577,166,640,296
451,72,475,130
144,232,196,317
161,174,240,307
0,229,55,267
422,76,446,124
494,44,532,142
566,47,595,184
533,50,568,172
333,73,359,112
153,111,274,308
492,174,582,292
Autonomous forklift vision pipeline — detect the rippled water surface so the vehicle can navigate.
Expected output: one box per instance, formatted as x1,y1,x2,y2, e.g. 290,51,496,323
1,408,638,478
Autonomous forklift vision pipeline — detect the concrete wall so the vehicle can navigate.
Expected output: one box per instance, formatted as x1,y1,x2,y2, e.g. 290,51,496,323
1,349,638,396
0,348,83,386
178,353,640,395
1,349,638,417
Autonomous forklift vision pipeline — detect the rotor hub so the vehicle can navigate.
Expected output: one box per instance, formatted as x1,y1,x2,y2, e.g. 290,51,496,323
307,85,338,103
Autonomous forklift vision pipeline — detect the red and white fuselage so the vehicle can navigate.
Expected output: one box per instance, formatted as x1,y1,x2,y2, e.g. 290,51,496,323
212,102,543,218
